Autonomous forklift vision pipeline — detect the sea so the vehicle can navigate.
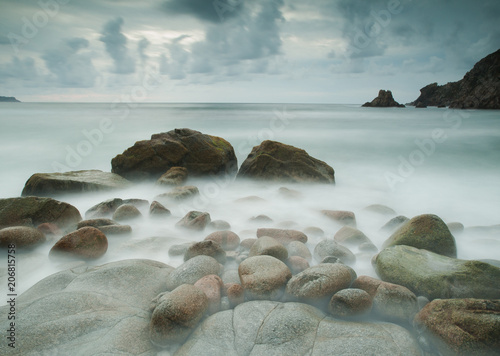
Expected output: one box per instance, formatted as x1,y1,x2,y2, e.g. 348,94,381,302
0,102,500,296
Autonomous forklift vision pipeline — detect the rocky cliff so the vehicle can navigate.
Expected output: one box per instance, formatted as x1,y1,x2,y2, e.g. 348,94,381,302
412,49,500,109
0,96,20,102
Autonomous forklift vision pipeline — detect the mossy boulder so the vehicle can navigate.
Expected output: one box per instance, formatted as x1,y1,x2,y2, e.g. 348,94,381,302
373,245,500,300
111,128,237,181
382,214,457,258
237,140,335,183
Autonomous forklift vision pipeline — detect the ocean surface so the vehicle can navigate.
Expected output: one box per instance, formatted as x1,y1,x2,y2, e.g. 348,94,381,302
1,102,500,295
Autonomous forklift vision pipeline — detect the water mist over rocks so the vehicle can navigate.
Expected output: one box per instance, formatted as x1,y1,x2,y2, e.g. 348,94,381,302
1,103,500,355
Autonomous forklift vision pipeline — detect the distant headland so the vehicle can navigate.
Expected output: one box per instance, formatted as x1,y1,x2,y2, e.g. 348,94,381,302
0,96,21,103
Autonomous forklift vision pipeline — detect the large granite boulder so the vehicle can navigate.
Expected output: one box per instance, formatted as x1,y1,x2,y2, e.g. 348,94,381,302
0,196,81,229
0,259,173,356
383,214,457,258
414,298,500,356
362,90,405,108
237,140,335,184
21,170,132,197
175,301,424,356
111,128,237,181
373,245,500,300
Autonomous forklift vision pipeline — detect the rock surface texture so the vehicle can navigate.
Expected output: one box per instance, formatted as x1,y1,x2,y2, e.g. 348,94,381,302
362,90,405,108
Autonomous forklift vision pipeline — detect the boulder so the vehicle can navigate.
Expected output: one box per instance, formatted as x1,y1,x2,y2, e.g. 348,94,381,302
175,301,424,356
193,275,223,315
362,90,405,108
176,211,211,231
208,220,231,231
286,263,356,306
383,214,457,258
149,284,209,346
112,204,142,221
314,239,356,265
85,198,124,219
237,140,335,184
286,256,310,275
184,240,226,264
334,226,372,247
166,255,221,290
149,200,171,217
0,259,173,356
0,226,46,249
97,224,132,235
321,210,356,227
21,170,132,197
256,228,307,245
77,218,117,229
49,227,108,260
328,288,373,318
111,128,237,181
156,166,188,186
0,196,81,229
204,230,240,250
380,215,409,233
414,298,500,356
238,255,292,300
249,236,288,261
373,245,500,300
287,240,312,261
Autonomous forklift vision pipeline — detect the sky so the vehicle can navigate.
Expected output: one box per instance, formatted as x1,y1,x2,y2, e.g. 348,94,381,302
0,0,499,103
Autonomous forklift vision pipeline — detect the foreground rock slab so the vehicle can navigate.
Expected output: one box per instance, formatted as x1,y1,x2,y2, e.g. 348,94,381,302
21,170,132,197
0,259,173,356
175,301,424,356
374,245,500,300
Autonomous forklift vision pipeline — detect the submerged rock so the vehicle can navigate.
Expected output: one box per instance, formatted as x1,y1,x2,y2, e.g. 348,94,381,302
249,236,288,262
237,140,335,184
111,128,237,181
176,211,211,231
155,185,199,202
204,230,240,250
166,255,221,291
112,204,143,221
184,240,226,264
256,228,308,245
334,226,372,247
373,245,500,300
314,239,356,265
321,210,356,227
156,166,188,186
0,226,46,249
49,226,108,260
149,200,171,217
21,170,132,197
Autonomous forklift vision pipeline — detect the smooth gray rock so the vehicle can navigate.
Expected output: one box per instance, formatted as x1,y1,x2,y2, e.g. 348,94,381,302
249,236,288,261
314,239,356,265
166,255,222,290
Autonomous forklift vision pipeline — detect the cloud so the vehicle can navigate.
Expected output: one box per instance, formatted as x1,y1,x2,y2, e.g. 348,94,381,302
162,0,244,23
0,56,38,81
99,17,136,74
42,37,99,88
137,37,150,66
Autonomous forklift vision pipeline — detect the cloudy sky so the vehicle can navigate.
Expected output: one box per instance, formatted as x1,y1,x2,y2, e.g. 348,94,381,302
0,0,499,103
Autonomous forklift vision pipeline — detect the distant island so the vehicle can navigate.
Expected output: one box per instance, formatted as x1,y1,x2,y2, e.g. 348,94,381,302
0,96,21,103
362,90,405,108
411,48,500,109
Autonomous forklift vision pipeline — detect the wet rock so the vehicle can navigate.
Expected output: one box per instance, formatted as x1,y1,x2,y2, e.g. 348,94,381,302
97,224,132,235
204,230,240,250
237,140,335,184
49,227,108,260
314,239,356,265
328,288,372,318
149,200,171,217
21,170,132,197
287,240,312,261
156,166,188,186
111,128,238,181
383,214,457,258
414,298,500,356
208,220,231,230
256,228,307,245
278,186,303,199
286,263,356,306
0,226,46,249
166,255,221,291
0,259,173,356
194,275,223,315
112,204,142,221
362,90,405,108
156,185,199,202
239,238,257,251
36,222,61,237
334,226,372,247
0,196,82,230
176,211,211,231
224,283,245,308
321,256,340,264
77,218,117,229
250,236,288,261
286,256,310,275
380,215,409,233
85,198,124,219
149,284,209,346
373,245,500,300
184,240,226,264
321,210,356,227
364,204,396,216
238,255,292,300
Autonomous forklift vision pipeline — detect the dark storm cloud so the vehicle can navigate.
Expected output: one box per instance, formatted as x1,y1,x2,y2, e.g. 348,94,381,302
42,37,99,88
99,17,135,74
162,0,244,23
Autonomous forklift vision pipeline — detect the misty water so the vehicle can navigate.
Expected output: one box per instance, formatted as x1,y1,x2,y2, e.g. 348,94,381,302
1,102,500,298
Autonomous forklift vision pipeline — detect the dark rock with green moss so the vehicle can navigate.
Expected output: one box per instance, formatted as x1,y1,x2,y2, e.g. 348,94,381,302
414,298,500,356
21,170,132,197
382,214,457,258
373,245,500,300
111,128,237,181
237,140,335,183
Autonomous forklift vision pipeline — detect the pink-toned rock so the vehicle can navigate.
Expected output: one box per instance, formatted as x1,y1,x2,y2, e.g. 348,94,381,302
328,288,373,317
321,210,356,227
204,230,240,250
286,256,310,274
49,226,108,260
194,275,223,315
176,211,211,231
256,228,307,245
36,223,61,237
224,283,245,308
0,226,46,249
